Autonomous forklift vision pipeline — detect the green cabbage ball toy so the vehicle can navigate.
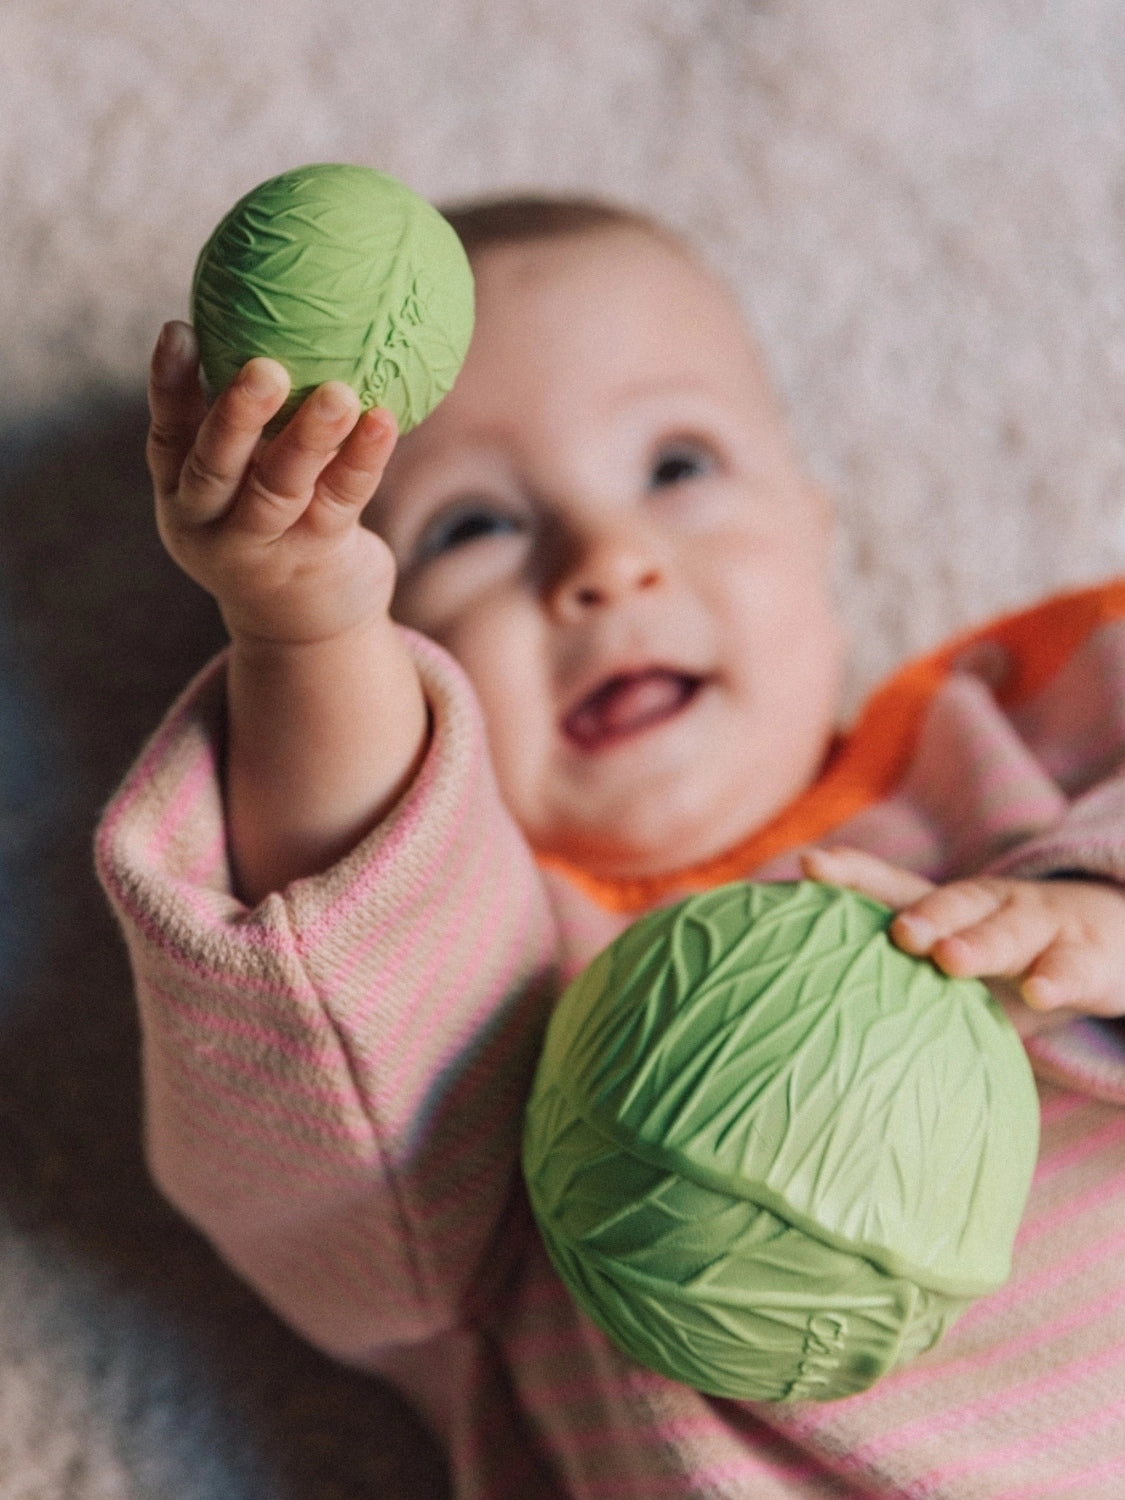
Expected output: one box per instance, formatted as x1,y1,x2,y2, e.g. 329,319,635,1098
523,880,1039,1402
191,163,474,433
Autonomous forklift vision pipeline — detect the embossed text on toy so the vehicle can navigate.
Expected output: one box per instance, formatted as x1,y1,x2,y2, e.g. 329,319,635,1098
785,1312,849,1400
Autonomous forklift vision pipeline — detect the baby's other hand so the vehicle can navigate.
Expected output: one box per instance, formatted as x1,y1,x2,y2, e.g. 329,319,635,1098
801,847,1125,1036
147,320,399,645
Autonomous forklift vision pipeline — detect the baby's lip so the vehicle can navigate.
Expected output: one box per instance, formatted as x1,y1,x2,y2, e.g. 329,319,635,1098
561,667,707,751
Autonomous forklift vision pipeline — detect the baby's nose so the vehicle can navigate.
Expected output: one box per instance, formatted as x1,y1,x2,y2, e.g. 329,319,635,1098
550,525,665,617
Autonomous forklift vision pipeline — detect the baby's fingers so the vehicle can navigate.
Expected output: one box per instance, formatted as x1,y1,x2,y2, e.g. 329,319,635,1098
251,394,396,543
232,382,366,540
146,322,209,500
171,358,293,528
308,407,399,535
801,847,935,908
891,880,1047,977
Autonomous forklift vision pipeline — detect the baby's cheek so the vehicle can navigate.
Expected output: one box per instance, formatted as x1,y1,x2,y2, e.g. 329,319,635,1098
449,623,553,786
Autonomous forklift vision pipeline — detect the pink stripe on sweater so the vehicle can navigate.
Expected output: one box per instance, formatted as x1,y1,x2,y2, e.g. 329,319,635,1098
156,1071,375,1177
290,661,486,952
143,748,218,867
501,1369,838,1497
150,865,537,1148
949,1220,1125,1339
287,791,501,1077
1029,1109,1125,1183
144,847,534,1120
104,663,495,1018
528,1400,837,1492
841,1326,1125,1469
311,757,500,1005
571,1460,834,1498
511,1292,842,1486
155,1014,369,1122
148,973,353,1070
155,978,534,1261
150,1018,377,1158
365,843,514,1077
772,1219,1125,1444
182,824,227,887
152,973,339,1059
907,1383,1125,1492
363,844,543,1123
291,780,440,954
994,1450,1125,1499
855,1266,1125,1399
1036,1089,1089,1128
114,883,288,992
1017,1163,1125,1244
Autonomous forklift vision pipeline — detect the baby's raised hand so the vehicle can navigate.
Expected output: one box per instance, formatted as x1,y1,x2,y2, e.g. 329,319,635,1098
147,320,399,645
801,847,1125,1034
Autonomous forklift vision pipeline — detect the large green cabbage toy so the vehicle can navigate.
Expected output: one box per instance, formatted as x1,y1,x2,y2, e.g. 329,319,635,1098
191,163,474,433
523,880,1039,1402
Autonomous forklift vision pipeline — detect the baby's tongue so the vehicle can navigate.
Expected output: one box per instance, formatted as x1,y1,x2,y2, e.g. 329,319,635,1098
565,670,693,748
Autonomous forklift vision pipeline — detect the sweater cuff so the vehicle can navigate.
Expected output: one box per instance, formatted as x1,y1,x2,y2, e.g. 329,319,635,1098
95,624,495,917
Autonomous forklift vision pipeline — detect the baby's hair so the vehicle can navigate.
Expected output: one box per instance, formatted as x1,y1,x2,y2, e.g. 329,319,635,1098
436,191,789,444
440,193,688,261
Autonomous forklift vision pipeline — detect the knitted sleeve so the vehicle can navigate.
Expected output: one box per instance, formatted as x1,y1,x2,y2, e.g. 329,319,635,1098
95,630,560,1364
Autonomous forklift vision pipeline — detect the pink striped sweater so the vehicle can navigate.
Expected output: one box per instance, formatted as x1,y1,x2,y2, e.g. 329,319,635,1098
97,582,1125,1498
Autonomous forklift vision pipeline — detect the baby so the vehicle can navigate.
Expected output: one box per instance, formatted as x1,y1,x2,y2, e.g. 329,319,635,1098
100,196,1125,1496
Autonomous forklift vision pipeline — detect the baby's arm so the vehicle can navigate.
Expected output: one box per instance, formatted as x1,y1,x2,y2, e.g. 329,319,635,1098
801,847,1125,1032
148,321,428,903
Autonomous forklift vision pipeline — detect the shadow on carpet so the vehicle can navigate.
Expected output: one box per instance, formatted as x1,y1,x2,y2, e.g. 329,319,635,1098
0,394,450,1499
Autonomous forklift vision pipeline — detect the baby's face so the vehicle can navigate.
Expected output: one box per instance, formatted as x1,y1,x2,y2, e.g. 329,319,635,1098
370,226,845,879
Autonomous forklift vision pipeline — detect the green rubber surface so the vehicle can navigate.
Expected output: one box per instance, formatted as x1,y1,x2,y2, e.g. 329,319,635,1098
524,880,1039,1401
191,163,474,433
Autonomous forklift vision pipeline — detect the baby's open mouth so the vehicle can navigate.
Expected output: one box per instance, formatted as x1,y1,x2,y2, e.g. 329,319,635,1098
562,669,705,750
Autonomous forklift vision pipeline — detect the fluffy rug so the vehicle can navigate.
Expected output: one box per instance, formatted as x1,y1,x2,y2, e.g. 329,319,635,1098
1,2,1123,1494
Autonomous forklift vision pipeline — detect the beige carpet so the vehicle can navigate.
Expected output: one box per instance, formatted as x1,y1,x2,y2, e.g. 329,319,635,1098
1,2,1123,1494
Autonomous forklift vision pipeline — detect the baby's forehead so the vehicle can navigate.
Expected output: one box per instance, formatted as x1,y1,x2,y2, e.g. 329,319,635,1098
463,225,775,394
470,220,745,319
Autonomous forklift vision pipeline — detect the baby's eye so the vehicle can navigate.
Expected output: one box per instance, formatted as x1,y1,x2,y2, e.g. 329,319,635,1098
416,503,523,561
648,443,715,489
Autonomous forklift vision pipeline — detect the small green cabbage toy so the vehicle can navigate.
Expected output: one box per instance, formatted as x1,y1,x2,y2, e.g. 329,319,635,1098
523,880,1039,1402
191,163,474,433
